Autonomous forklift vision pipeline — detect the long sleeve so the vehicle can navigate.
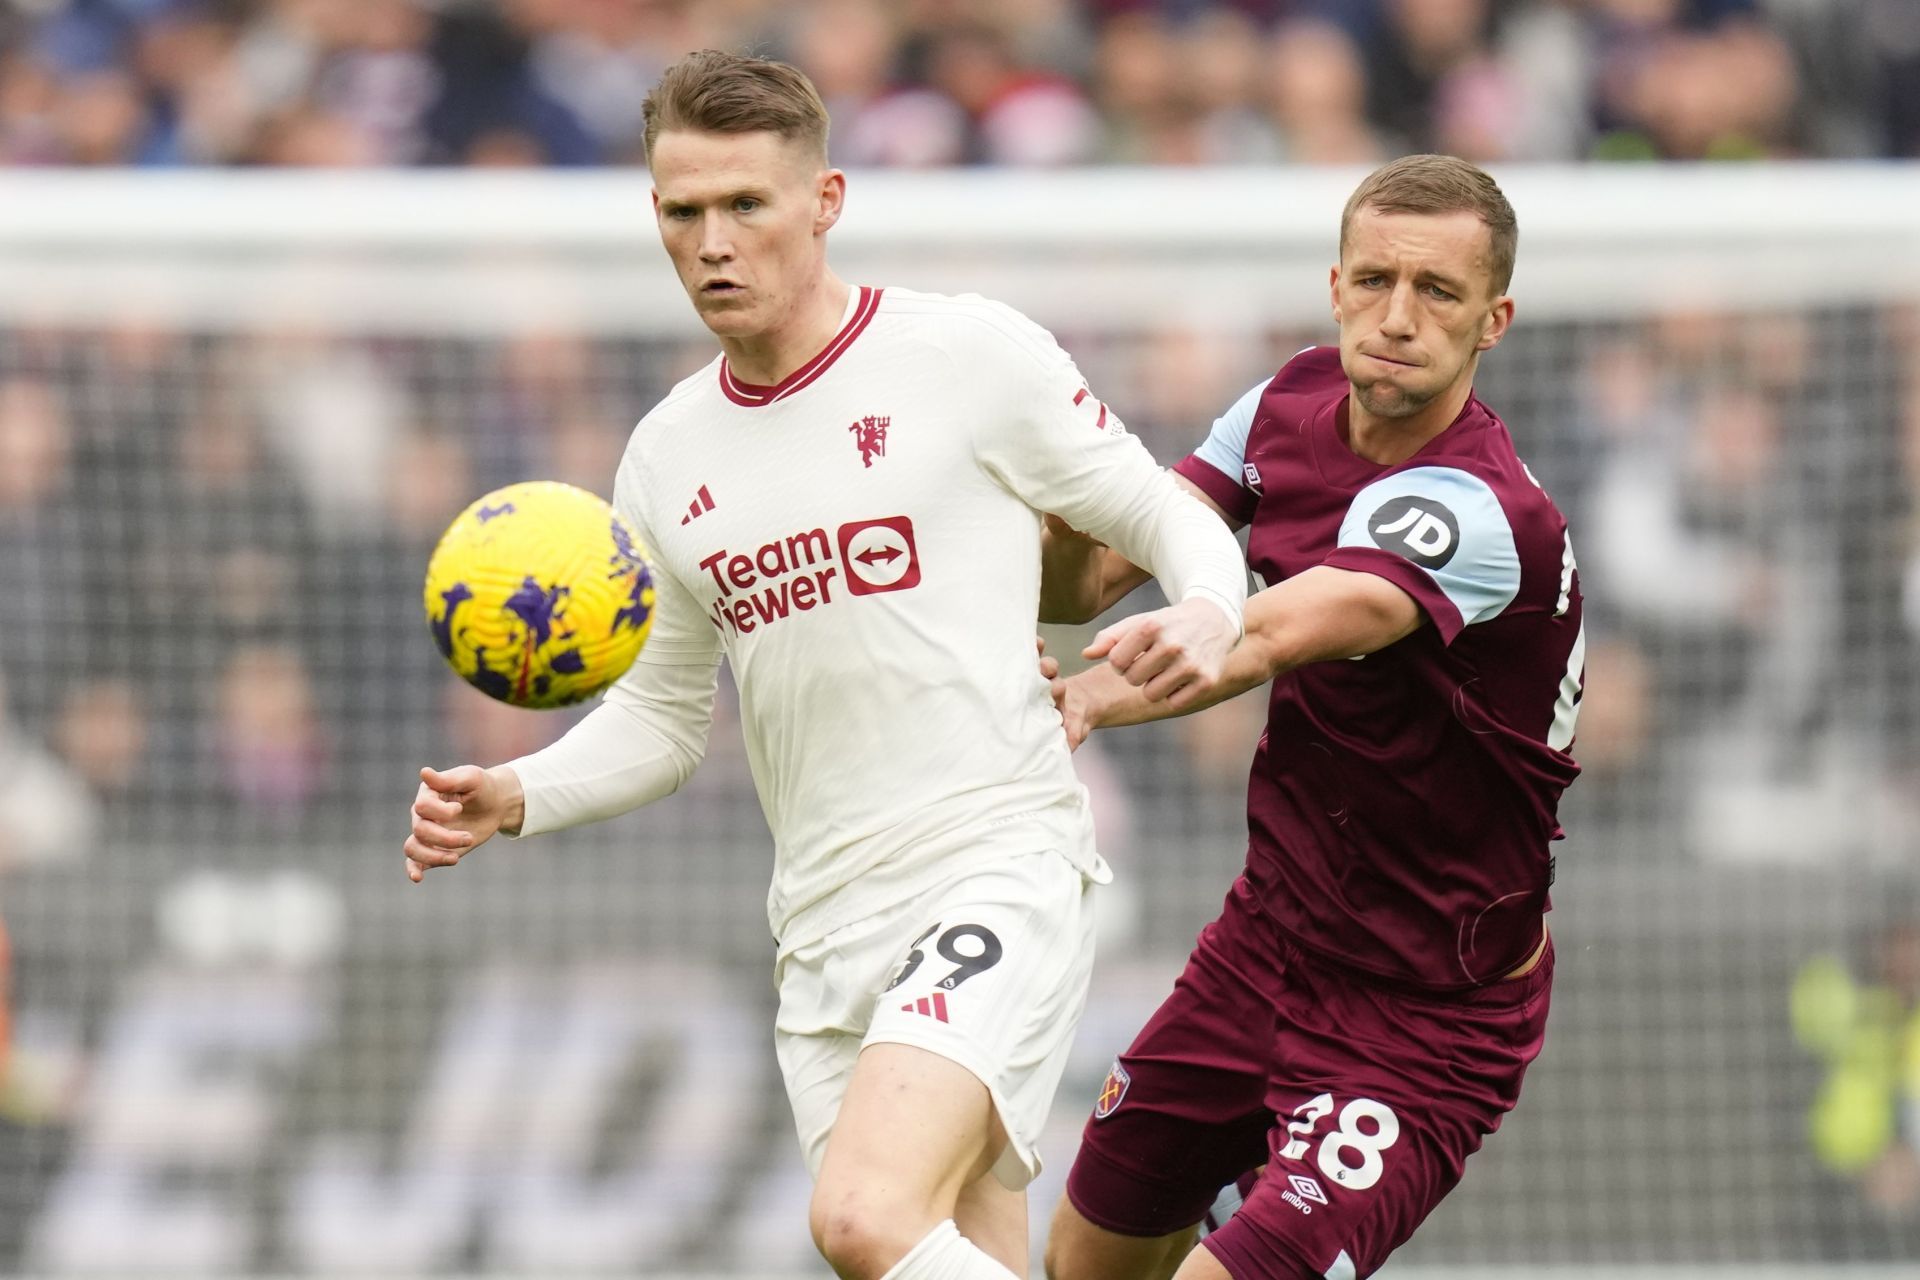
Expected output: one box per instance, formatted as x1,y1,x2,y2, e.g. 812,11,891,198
964,305,1247,629
504,461,724,836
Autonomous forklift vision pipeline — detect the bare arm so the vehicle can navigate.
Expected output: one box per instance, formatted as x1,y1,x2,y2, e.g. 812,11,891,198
1038,474,1241,625
1057,565,1422,744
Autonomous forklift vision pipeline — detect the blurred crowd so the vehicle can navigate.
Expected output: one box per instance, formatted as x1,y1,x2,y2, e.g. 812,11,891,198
0,299,1914,877
0,0,1915,169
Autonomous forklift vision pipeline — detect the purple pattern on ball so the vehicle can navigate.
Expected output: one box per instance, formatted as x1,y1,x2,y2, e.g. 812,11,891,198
429,583,473,658
613,566,652,635
506,576,568,649
467,647,510,700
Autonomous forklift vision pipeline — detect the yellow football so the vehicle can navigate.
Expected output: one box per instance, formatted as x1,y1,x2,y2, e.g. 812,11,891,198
423,481,655,709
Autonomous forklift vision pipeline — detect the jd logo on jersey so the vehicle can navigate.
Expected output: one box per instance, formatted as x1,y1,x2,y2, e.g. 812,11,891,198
1368,496,1459,569
838,516,921,595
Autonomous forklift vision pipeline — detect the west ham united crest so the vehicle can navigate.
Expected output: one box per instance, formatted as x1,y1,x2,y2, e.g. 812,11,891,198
1094,1060,1131,1119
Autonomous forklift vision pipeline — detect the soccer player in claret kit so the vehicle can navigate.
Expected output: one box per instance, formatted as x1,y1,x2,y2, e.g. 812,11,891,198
402,52,1250,1280
1038,156,1584,1280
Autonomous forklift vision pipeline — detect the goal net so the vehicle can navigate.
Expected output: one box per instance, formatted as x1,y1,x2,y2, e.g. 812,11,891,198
0,164,1915,1276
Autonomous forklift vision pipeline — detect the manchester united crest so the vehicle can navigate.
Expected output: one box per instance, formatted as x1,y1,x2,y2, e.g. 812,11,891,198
1094,1059,1131,1119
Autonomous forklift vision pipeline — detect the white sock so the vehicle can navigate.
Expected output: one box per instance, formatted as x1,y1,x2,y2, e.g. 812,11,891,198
876,1219,1022,1280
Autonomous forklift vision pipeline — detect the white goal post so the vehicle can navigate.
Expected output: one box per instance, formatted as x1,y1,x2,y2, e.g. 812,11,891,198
0,163,1914,334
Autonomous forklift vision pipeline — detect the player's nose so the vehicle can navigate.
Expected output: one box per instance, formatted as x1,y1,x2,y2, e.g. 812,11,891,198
698,211,734,261
1381,282,1418,336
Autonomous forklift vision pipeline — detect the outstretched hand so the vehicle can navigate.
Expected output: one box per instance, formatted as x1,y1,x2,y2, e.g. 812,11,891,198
404,764,523,883
1084,596,1238,709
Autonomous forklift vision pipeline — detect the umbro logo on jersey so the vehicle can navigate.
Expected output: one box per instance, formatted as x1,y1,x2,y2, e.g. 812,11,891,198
1368,495,1460,569
899,992,950,1022
679,484,716,525
1243,462,1264,493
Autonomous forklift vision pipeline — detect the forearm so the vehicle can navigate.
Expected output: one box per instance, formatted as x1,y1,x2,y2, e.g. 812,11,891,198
1039,520,1151,624
1039,521,1112,624
1080,565,1422,730
504,663,715,837
1106,473,1246,631
1076,637,1273,729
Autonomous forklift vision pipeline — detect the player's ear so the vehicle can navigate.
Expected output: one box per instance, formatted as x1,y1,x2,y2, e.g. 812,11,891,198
1329,265,1343,325
815,169,847,235
1476,294,1515,352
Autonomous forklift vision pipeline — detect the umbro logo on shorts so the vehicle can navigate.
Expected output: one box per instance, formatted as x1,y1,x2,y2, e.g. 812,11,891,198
1281,1173,1329,1215
1094,1060,1130,1119
1288,1174,1328,1205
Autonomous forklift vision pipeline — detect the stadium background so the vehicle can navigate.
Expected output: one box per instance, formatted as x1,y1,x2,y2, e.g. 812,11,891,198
1,0,1918,1275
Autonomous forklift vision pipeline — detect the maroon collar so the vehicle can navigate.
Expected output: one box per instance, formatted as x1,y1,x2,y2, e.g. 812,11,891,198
718,286,883,408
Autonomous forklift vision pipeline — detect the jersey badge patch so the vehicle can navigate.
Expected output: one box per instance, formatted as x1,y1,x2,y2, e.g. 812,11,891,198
1094,1059,1131,1119
1243,462,1263,493
1368,496,1460,569
849,415,889,468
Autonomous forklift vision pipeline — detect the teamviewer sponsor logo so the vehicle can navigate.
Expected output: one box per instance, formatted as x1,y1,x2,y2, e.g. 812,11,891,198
698,515,922,636
838,516,921,595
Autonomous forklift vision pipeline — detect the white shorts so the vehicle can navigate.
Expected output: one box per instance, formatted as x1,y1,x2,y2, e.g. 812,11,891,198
773,848,1099,1190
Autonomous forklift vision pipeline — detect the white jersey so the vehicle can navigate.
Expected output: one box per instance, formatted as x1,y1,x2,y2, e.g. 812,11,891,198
509,286,1245,944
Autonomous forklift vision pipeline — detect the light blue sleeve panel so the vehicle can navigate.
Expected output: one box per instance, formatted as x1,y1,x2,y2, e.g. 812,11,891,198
1189,380,1268,481
1336,466,1521,626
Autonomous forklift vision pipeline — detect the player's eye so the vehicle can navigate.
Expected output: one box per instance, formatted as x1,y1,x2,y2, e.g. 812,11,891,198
1426,284,1457,301
1357,275,1386,288
665,206,695,221
733,197,760,213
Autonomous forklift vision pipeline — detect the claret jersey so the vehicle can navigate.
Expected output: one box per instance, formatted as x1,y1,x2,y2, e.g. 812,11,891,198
512,287,1247,944
1174,347,1584,990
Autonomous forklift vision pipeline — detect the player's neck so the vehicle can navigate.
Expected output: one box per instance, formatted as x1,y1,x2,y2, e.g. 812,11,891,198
1345,376,1476,467
719,274,852,387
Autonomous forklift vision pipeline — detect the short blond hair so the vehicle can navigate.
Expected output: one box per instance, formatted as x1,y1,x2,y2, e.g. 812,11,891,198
642,50,830,165
1341,155,1518,295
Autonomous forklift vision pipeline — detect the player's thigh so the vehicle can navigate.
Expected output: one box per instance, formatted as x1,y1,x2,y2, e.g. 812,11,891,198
817,1040,1005,1212
1046,1190,1196,1280
1065,880,1280,1240
1203,944,1555,1280
861,848,1101,1190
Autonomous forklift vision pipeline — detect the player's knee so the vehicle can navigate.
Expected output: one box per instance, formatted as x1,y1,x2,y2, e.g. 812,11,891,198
1041,1198,1082,1280
1044,1195,1161,1280
809,1180,930,1279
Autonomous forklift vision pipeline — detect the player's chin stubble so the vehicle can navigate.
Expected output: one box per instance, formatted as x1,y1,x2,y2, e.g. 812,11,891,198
1353,378,1430,420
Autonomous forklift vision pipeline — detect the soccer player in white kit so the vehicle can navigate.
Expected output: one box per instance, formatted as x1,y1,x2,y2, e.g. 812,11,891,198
402,52,1247,1280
